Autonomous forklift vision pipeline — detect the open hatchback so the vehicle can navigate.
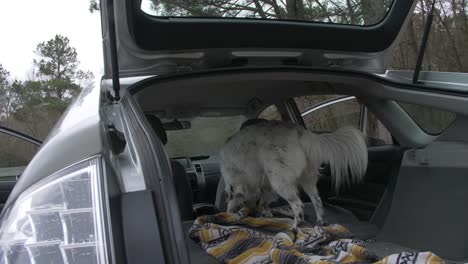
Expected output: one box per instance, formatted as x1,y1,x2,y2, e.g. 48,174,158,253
102,0,419,78
96,0,468,263
1,0,467,264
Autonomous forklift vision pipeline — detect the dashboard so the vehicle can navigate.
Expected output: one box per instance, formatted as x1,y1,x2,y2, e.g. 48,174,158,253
171,156,222,204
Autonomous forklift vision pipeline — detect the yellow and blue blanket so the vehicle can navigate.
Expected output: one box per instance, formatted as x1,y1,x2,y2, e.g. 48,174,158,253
189,208,443,264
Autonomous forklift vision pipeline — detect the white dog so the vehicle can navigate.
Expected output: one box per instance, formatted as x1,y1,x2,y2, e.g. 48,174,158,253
220,120,367,228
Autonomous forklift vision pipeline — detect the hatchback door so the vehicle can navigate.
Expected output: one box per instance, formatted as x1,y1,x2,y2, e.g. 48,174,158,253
100,0,416,79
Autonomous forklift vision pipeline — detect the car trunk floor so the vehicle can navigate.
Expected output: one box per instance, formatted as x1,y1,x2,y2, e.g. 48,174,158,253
182,203,416,263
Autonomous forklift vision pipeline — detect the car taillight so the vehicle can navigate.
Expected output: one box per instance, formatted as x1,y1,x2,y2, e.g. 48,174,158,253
0,157,110,264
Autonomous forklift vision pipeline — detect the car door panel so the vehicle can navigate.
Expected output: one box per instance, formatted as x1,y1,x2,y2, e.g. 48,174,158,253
318,145,404,221
0,127,42,212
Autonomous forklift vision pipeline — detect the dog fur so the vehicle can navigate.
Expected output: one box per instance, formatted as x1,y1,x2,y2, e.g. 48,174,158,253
220,120,368,228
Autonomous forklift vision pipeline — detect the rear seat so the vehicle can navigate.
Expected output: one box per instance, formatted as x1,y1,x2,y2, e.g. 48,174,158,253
377,140,468,261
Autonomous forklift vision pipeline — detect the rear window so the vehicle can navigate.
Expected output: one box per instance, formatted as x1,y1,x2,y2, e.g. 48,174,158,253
164,116,246,157
141,0,393,26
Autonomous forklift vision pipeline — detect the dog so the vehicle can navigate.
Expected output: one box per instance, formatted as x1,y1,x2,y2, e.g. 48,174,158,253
220,120,368,228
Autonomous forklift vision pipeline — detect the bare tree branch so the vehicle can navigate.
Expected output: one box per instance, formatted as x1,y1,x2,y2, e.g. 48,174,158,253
314,0,333,22
253,0,268,18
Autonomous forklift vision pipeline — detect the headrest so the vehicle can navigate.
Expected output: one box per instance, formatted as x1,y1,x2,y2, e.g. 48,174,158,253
145,114,168,145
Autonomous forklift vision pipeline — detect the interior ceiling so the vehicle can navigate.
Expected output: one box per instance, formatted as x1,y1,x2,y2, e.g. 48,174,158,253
135,79,333,116
131,69,468,147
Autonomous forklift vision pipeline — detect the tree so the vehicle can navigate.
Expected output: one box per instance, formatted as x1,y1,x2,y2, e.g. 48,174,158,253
0,68,41,166
34,35,83,101
0,35,94,139
32,35,94,114
89,0,100,12
0,64,16,124
0,64,7,87
147,0,389,24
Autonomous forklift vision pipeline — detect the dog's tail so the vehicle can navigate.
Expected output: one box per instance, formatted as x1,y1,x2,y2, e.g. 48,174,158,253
316,127,368,192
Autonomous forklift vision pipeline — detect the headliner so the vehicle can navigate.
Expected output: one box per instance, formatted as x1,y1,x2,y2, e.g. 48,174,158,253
135,78,333,118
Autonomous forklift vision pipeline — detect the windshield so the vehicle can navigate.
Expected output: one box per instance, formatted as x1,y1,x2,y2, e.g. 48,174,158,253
165,116,246,158
141,0,393,26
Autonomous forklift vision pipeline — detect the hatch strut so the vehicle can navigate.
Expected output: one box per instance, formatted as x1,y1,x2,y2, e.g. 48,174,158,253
412,0,437,84
105,0,121,101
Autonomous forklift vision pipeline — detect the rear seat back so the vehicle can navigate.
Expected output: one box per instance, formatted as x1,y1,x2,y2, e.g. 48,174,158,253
378,140,468,261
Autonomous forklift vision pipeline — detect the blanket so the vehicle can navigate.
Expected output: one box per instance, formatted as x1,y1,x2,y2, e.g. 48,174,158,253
188,208,443,264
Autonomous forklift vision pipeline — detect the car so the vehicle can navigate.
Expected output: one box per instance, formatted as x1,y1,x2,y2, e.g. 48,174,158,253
0,0,468,263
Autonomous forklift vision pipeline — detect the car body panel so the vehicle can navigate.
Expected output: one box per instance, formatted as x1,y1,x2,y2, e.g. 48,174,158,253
4,82,105,207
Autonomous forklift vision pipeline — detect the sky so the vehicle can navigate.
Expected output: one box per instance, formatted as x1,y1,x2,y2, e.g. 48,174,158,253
0,0,103,80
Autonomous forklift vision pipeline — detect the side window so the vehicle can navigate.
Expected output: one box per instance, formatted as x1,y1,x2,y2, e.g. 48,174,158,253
366,111,393,146
398,102,456,135
0,133,39,181
296,96,360,132
294,95,393,146
258,105,282,121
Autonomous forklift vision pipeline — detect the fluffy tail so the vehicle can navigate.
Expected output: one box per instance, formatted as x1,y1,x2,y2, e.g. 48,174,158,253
316,127,368,192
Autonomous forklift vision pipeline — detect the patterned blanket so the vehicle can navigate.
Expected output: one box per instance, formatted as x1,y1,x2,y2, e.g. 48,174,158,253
188,208,443,264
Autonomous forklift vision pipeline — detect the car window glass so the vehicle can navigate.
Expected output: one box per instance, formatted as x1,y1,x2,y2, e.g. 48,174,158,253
398,102,456,135
295,96,360,132
257,105,282,121
0,134,39,181
366,111,393,146
295,95,393,146
141,0,394,26
164,116,246,157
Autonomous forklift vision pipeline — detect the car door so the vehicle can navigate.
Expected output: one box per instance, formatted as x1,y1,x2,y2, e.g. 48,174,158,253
293,95,404,221
0,126,42,212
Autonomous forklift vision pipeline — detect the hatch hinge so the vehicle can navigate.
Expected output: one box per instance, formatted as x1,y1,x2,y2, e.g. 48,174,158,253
106,90,118,102
108,124,126,154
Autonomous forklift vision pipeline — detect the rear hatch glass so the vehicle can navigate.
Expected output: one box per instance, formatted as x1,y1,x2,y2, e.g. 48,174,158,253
141,0,394,25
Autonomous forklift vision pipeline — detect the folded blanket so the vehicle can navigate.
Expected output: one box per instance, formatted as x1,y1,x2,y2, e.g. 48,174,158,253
189,208,443,264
